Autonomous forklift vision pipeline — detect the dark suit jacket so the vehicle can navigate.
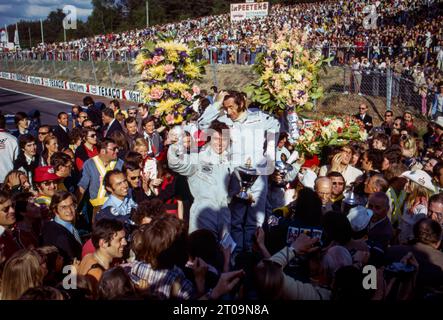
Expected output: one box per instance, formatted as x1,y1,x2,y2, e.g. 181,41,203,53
103,119,123,139
86,104,103,128
52,125,70,150
41,221,82,265
354,113,373,132
368,217,393,249
13,152,39,181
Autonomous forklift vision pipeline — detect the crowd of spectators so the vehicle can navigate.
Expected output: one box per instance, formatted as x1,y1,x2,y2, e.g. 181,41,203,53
1,86,443,300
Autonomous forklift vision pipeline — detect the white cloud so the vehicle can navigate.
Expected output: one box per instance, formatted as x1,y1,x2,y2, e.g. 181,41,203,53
0,0,93,26
0,4,13,12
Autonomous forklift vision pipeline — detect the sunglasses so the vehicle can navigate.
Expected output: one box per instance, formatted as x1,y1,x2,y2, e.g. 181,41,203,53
129,176,140,181
39,131,49,135
88,134,97,138
107,147,119,152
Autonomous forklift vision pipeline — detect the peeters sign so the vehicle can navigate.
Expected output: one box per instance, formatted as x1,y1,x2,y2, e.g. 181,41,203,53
230,2,269,22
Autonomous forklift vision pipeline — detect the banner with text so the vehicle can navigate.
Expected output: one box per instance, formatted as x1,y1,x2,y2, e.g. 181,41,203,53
0,72,142,103
230,2,269,21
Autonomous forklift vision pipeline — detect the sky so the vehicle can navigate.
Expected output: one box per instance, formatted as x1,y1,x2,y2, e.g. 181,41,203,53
0,0,93,27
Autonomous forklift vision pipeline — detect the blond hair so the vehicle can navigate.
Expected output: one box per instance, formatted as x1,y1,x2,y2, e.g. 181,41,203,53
1,249,44,300
401,136,418,158
405,180,433,213
134,138,148,150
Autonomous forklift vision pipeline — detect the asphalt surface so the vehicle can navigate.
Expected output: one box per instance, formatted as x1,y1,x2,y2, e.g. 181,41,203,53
0,79,136,127
0,87,72,126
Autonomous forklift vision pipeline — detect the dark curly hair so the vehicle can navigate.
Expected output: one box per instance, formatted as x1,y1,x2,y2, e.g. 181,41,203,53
131,199,166,225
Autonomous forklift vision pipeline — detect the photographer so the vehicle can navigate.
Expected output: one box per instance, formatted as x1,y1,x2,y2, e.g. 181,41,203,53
385,218,443,299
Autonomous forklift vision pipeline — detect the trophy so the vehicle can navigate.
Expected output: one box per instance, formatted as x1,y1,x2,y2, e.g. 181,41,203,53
274,161,293,188
170,125,185,155
341,185,365,216
234,157,259,201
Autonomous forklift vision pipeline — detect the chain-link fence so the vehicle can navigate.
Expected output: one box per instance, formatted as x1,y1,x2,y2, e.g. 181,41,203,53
334,66,432,118
0,56,435,122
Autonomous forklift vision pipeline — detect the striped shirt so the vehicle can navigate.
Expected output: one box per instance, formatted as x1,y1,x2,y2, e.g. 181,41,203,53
128,261,194,300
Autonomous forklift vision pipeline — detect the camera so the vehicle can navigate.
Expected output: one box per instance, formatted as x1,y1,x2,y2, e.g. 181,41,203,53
384,262,416,280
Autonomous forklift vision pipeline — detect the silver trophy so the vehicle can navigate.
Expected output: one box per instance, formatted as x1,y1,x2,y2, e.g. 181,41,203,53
170,125,185,156
341,185,366,216
274,161,293,188
234,158,259,201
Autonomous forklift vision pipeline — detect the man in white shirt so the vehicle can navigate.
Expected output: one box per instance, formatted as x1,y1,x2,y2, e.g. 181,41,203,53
319,145,363,187
0,113,19,183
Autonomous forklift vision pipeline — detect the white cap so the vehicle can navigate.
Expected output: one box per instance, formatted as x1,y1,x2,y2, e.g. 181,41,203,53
401,170,436,193
347,206,373,232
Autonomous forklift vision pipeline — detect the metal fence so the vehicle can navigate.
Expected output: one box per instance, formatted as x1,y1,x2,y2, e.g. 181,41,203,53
1,44,439,66
0,57,436,120
335,66,432,118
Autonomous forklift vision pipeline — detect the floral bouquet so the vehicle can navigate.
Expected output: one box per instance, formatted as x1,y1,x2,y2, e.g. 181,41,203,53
244,28,332,115
296,116,368,155
134,35,206,125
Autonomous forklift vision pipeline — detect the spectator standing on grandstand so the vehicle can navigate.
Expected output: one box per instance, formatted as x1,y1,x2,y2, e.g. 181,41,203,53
431,84,443,119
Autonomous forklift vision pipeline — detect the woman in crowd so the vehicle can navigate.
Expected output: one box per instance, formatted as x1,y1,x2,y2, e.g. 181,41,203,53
40,135,59,167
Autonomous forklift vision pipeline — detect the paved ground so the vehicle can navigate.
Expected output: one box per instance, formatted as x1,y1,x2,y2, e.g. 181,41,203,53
0,79,136,126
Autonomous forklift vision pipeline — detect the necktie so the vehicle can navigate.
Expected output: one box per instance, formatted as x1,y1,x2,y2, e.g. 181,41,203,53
72,226,82,244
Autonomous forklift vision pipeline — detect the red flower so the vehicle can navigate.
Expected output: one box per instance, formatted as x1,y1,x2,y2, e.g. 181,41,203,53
337,127,343,134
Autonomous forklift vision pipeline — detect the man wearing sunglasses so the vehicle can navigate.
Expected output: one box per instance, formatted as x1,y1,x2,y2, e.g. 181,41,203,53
381,110,394,135
36,125,52,155
326,171,346,212
78,138,124,219
34,166,62,208
353,103,373,132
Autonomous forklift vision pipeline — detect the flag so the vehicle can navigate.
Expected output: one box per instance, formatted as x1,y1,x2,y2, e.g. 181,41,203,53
2,24,8,44
0,29,6,44
14,23,20,47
